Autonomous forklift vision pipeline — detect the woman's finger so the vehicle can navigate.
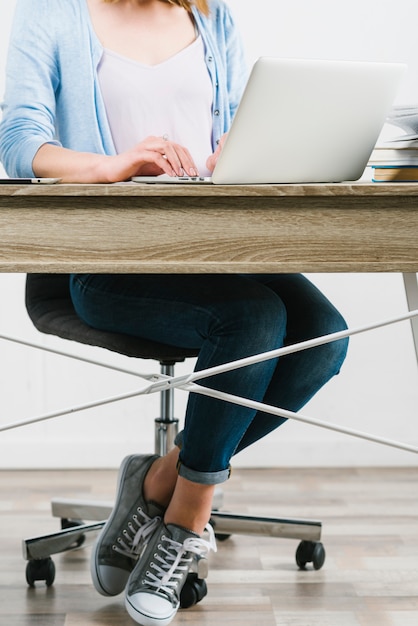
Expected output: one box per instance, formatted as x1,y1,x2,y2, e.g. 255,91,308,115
129,136,198,178
206,133,228,172
161,140,198,176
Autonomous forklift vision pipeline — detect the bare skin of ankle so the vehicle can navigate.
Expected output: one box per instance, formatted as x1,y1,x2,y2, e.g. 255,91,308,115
164,475,215,536
143,447,215,535
142,447,179,508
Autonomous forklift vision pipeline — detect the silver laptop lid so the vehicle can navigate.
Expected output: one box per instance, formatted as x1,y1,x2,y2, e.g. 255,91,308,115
212,57,405,184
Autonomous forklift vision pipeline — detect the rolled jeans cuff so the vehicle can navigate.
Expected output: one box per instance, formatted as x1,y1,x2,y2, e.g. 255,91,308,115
177,458,231,485
174,431,231,485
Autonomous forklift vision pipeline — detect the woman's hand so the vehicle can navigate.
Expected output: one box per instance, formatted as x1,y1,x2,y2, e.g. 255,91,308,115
33,136,198,183
206,133,228,173
103,135,199,182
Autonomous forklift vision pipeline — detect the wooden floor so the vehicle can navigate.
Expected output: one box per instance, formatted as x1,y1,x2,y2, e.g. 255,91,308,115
1,466,417,626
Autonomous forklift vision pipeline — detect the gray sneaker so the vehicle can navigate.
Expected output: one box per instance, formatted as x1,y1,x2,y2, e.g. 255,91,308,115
91,454,164,596
125,521,216,626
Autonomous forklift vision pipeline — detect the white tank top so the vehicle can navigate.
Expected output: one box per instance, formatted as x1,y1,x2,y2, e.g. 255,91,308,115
98,36,213,176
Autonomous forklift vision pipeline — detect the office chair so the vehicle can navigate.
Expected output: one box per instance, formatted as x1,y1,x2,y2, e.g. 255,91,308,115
21,274,325,604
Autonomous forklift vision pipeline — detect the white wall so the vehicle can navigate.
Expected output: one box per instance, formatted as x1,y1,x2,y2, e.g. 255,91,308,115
0,0,417,468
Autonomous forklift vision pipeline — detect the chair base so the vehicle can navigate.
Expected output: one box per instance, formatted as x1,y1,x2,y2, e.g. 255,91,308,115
23,496,322,560
22,419,324,578
23,502,325,590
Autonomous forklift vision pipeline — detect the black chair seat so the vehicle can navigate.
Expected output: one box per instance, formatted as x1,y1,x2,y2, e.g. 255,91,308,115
25,274,198,365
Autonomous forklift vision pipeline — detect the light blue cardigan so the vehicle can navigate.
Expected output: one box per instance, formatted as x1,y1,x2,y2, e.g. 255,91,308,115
0,0,247,177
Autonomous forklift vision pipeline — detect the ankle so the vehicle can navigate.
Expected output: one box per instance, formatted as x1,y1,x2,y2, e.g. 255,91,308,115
143,449,179,508
164,477,215,535
164,512,210,536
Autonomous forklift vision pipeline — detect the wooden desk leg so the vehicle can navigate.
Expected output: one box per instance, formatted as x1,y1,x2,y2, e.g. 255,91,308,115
403,273,418,366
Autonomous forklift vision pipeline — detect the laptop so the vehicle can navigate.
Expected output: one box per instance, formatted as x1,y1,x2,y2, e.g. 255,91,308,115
132,56,405,185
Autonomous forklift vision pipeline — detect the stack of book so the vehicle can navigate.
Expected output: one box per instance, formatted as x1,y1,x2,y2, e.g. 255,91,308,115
369,105,418,182
369,138,418,181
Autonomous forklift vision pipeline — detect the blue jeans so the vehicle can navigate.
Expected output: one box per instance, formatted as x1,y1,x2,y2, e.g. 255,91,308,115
70,274,348,485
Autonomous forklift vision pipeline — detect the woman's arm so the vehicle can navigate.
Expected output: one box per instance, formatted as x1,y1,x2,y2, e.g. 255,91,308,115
1,1,198,182
199,1,248,172
0,0,62,177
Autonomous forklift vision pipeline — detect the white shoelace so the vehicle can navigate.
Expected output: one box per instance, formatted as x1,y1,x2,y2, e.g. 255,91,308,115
144,523,217,597
113,508,161,560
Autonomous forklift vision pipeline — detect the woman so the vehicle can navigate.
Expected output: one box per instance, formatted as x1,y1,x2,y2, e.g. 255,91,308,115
0,1,348,625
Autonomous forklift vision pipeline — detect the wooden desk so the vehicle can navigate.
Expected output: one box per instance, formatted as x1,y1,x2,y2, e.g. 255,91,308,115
0,181,418,273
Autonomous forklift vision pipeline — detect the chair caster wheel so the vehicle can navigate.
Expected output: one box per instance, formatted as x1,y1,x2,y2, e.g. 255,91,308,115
61,517,86,548
26,557,56,587
295,540,326,570
179,573,208,608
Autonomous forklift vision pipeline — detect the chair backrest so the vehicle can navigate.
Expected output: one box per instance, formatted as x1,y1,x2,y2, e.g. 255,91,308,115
25,274,198,365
